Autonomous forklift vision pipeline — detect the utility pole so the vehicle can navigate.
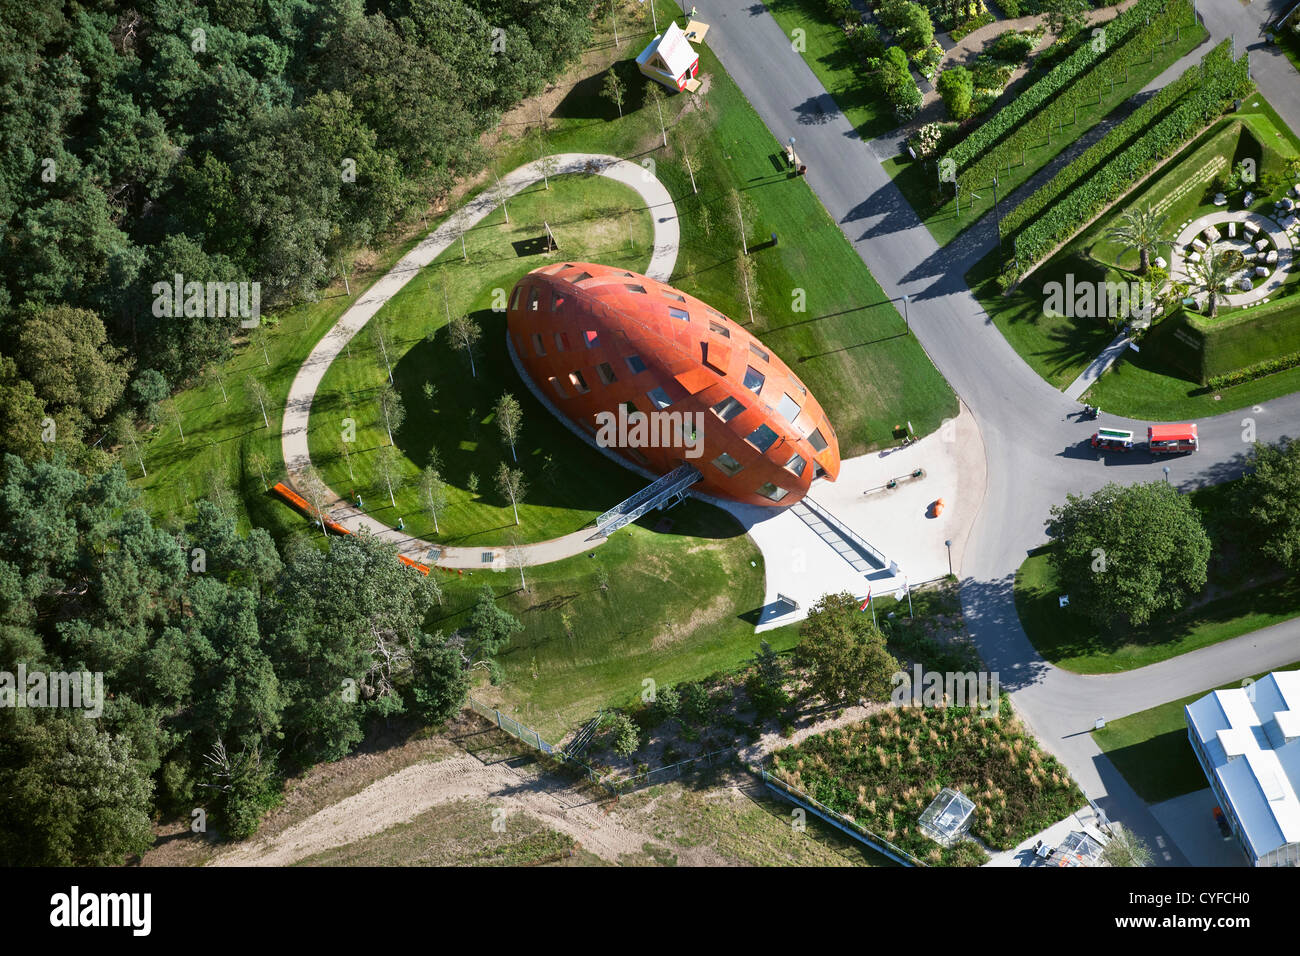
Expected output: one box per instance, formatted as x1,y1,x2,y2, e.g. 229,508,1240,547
992,176,1002,247
495,171,509,224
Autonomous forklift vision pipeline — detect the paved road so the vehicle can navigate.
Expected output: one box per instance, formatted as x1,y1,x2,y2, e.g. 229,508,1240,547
279,154,680,569
695,0,1300,862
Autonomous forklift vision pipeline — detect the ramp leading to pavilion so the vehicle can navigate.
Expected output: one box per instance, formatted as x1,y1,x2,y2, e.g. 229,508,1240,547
589,464,702,539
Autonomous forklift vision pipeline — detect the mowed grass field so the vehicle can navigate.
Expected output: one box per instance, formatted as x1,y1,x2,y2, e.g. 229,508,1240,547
763,0,897,142
1092,664,1300,804
307,173,655,545
431,499,801,739
1013,547,1300,675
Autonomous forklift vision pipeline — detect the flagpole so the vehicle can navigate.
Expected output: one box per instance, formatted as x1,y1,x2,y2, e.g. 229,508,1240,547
870,592,876,628
905,578,913,619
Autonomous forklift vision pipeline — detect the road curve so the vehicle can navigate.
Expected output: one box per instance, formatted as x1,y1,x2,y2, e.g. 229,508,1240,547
697,0,1300,861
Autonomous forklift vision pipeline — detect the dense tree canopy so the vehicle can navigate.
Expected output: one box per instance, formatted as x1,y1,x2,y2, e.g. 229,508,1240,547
0,455,490,861
1046,481,1211,628
0,0,595,461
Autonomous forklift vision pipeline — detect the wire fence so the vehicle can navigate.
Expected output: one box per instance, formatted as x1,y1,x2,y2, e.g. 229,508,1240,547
608,747,734,793
465,697,737,796
467,696,556,755
759,766,928,867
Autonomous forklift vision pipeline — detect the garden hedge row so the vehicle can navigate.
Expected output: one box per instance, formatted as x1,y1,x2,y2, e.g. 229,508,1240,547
957,0,1196,191
1207,350,1300,389
944,0,1187,177
997,47,1216,239
1011,45,1250,271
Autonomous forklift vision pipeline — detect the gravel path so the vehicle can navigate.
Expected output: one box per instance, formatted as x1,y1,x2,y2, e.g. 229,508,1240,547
278,154,680,570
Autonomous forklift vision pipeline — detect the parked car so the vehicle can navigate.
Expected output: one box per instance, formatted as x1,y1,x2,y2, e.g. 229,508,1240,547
1213,805,1232,839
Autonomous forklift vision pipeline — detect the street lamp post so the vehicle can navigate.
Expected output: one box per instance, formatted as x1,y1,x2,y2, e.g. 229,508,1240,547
901,293,910,331
944,539,953,577
1163,466,1171,484
992,176,1002,245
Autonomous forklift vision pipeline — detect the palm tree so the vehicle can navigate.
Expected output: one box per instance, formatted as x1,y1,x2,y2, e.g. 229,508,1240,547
1187,241,1236,318
1107,205,1167,275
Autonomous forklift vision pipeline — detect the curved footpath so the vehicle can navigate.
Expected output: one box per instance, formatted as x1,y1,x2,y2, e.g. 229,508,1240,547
701,0,1300,863
279,154,680,569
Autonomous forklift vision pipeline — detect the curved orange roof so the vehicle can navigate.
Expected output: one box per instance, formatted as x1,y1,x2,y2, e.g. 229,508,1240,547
506,262,840,507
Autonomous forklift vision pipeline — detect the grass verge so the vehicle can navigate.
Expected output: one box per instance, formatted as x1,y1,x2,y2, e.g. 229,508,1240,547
1013,527,1300,674
1091,663,1300,804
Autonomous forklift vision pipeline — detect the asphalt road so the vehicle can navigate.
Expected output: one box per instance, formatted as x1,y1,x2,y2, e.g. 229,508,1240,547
693,0,1300,862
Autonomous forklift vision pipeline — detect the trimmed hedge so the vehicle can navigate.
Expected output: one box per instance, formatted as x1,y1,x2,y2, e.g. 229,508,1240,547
1208,350,1300,390
1011,42,1250,271
998,52,1209,239
944,0,1191,182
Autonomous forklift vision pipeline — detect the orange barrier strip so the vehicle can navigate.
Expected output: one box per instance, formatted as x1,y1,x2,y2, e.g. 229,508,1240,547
271,482,428,575
398,554,431,576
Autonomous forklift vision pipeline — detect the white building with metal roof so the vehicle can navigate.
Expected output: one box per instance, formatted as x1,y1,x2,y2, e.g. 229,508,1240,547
635,22,699,92
1185,669,1300,866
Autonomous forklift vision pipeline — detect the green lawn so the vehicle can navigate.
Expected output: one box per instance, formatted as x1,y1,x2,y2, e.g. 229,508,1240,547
131,5,952,737
134,232,428,537
307,173,655,545
1080,351,1300,420
1013,543,1300,674
1092,663,1300,804
763,0,895,141
434,500,801,740
885,24,1207,247
969,246,1117,390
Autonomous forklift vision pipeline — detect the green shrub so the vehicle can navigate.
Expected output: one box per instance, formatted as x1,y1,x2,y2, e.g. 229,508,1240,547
825,0,855,22
937,66,974,120
912,42,943,82
1207,349,1300,389
988,30,1039,64
880,46,923,120
970,59,1013,91
680,682,713,724
654,684,681,721
848,22,886,59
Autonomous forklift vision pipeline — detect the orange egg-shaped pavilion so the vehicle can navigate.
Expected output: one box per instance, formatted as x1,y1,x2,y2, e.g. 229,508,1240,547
506,262,840,507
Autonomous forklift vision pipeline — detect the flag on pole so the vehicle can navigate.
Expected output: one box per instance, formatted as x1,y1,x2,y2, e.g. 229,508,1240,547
859,587,872,612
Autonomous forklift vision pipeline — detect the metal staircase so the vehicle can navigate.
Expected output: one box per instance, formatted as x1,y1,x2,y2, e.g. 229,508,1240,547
590,464,702,539
564,712,604,759
789,497,889,575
